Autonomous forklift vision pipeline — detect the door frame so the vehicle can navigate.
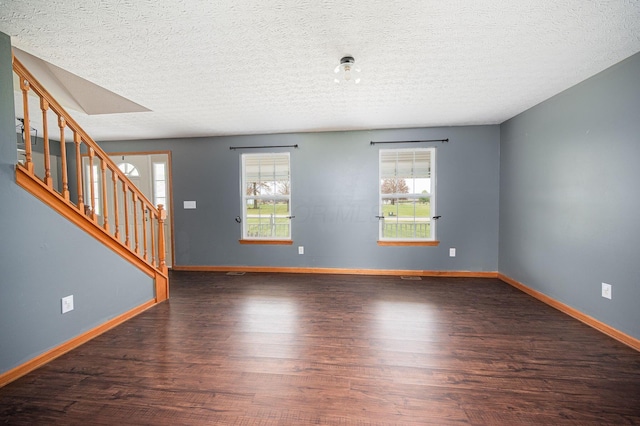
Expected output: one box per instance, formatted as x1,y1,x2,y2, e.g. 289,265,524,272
108,150,175,269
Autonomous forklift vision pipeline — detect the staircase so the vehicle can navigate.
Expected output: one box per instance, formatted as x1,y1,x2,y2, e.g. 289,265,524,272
12,54,169,301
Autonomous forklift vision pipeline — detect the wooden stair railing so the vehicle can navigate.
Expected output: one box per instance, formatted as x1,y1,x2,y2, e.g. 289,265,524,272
12,54,168,301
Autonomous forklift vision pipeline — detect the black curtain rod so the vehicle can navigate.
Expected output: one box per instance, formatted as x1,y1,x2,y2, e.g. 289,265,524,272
370,139,448,145
229,144,298,150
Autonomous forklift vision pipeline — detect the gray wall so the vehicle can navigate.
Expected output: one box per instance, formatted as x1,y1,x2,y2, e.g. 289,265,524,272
499,52,640,340
101,125,500,272
0,32,155,375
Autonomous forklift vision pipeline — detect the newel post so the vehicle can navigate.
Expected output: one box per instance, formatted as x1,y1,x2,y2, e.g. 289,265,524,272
157,204,168,275
155,204,169,302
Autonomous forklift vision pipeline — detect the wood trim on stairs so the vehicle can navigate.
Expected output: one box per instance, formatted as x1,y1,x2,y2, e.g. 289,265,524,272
16,167,158,279
498,273,640,352
0,299,156,388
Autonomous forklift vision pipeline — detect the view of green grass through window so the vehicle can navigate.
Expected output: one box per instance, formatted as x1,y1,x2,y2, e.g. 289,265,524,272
245,202,290,238
381,201,431,238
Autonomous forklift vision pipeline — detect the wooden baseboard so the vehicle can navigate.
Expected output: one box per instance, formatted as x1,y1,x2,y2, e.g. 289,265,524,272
171,265,498,278
498,273,640,352
0,299,156,388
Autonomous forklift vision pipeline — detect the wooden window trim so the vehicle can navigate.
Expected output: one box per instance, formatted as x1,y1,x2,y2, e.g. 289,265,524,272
377,240,440,247
239,239,293,245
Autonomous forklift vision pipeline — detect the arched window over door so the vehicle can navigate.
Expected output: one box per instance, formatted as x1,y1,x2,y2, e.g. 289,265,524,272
118,162,140,178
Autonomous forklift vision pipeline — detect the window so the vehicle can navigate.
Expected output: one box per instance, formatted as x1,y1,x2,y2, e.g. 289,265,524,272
118,162,140,178
241,153,291,241
83,162,101,215
379,148,436,242
152,162,166,208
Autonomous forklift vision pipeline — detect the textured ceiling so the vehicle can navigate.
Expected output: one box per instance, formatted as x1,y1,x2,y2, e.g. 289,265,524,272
2,0,640,141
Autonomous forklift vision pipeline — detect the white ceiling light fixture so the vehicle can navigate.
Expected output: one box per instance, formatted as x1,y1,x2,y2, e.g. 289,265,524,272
334,56,361,84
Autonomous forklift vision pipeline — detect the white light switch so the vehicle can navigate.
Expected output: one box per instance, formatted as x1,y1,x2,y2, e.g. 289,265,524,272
602,283,612,300
61,295,74,314
183,201,196,209
449,248,456,257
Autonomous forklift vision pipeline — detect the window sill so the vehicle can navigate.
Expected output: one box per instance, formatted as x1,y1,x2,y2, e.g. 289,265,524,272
377,240,440,246
239,239,293,245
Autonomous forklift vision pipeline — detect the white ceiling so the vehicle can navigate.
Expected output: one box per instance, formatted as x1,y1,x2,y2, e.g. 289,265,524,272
2,0,640,141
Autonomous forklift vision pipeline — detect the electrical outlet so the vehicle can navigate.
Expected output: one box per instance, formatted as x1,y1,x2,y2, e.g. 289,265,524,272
61,295,74,313
449,248,456,257
602,283,612,300
298,246,304,255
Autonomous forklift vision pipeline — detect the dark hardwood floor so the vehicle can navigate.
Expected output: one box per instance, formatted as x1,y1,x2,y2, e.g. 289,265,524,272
1,272,639,425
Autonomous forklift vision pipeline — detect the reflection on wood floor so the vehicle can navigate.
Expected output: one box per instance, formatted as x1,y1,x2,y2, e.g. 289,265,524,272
1,271,640,425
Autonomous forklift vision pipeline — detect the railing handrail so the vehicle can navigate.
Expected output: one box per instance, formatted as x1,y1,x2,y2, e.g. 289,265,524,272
12,53,168,279
11,55,159,218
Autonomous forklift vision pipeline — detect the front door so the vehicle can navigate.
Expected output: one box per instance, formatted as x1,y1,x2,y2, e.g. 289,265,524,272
110,153,173,267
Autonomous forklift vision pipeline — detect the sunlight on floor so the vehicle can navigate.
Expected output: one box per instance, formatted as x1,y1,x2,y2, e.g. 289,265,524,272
372,301,438,350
